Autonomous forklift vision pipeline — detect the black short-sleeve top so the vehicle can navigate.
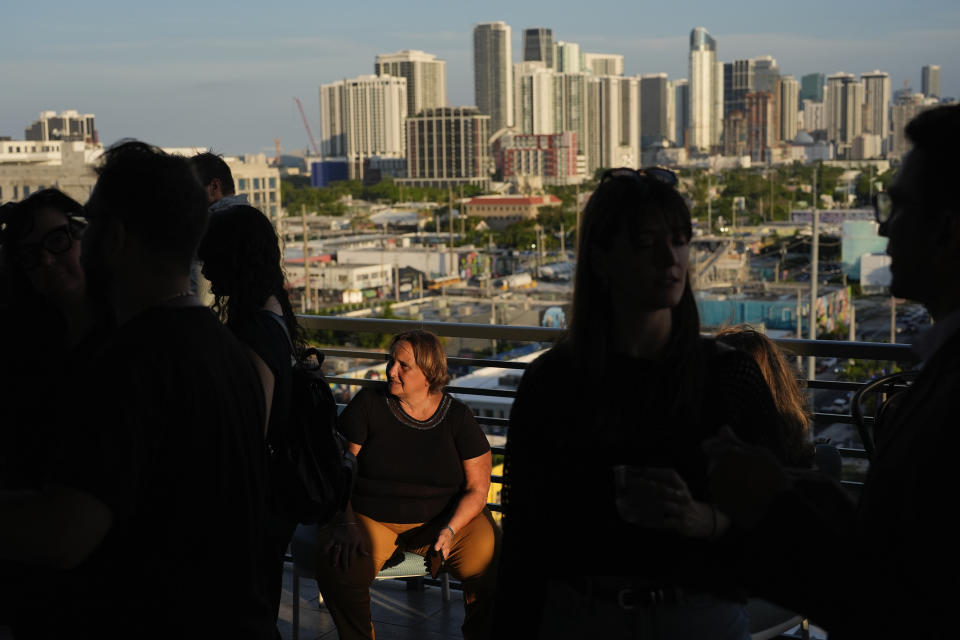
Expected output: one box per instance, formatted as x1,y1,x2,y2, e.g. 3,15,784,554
339,384,490,524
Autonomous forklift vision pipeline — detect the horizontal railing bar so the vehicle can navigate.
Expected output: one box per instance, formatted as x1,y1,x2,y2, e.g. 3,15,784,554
491,475,504,483
318,348,530,371
812,413,856,424
805,380,863,391
837,447,868,459
771,338,915,362
446,386,516,398
299,314,562,342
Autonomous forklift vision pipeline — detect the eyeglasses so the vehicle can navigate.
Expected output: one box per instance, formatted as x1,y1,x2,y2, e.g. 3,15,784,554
873,192,894,225
12,219,86,270
600,166,679,188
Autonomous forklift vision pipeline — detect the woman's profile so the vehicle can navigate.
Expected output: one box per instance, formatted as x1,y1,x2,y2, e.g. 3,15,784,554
496,168,791,639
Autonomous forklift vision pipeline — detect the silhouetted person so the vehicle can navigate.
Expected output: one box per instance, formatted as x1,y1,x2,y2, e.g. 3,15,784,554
496,168,792,639
197,204,302,631
705,104,960,638
0,141,274,638
189,151,249,211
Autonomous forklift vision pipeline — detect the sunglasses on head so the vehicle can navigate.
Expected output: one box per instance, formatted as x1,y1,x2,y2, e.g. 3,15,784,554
13,219,86,270
600,166,679,188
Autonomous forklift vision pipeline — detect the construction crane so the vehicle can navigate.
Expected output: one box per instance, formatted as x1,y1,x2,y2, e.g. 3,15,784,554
274,137,282,168
294,97,320,156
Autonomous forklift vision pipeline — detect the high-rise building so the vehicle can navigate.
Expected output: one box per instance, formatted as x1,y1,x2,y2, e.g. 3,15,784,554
745,91,776,162
861,70,891,141
554,41,582,73
319,74,407,179
513,62,559,134
780,75,799,142
826,72,864,149
495,131,581,185
641,73,672,147
724,59,754,118
723,110,747,156
800,73,825,103
922,65,941,99
523,28,554,69
24,110,96,142
689,27,720,151
583,53,624,76
672,79,690,147
801,99,826,133
891,92,940,159
583,75,640,170
403,107,490,189
473,22,514,134
374,50,447,118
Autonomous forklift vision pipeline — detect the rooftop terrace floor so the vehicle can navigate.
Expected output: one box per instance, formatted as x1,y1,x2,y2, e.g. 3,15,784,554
278,563,465,640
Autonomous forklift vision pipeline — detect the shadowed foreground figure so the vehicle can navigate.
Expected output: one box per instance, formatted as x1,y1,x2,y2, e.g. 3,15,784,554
705,104,960,638
496,167,793,639
0,141,274,638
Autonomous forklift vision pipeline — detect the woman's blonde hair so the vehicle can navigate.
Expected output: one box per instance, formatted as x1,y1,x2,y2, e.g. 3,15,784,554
715,325,814,467
389,330,450,393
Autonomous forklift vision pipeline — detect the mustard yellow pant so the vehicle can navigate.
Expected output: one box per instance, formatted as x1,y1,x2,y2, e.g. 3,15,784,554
315,508,499,640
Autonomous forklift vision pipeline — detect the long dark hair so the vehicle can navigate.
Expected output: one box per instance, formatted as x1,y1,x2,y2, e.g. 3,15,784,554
197,205,302,350
568,172,703,420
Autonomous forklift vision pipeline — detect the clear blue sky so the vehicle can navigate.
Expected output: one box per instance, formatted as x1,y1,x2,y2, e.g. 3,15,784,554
2,0,958,155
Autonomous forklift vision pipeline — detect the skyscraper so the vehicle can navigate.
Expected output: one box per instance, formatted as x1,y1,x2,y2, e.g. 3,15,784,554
583,53,624,76
641,73,671,147
861,70,891,141
826,72,863,150
473,22,514,134
689,27,720,151
724,59,754,118
523,28,554,69
922,65,941,99
404,107,490,189
513,62,559,134
780,75,799,142
672,79,690,147
800,73,825,103
319,74,407,179
24,110,96,142
555,41,582,73
374,50,447,118
745,91,775,162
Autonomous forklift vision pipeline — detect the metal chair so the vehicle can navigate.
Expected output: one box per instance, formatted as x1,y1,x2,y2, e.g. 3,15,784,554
289,523,450,640
850,370,919,460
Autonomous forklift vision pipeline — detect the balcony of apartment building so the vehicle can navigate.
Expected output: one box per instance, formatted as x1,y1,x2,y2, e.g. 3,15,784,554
267,313,911,640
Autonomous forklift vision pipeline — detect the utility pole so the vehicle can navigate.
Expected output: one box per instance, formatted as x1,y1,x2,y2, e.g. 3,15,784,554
301,204,311,313
448,186,455,276
460,185,465,237
796,288,803,372
807,165,819,381
490,298,497,356
574,183,581,259
706,173,712,234
560,221,566,255
890,297,897,344
769,169,774,221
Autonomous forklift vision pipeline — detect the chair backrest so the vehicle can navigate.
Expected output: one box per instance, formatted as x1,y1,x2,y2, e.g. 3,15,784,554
850,370,919,461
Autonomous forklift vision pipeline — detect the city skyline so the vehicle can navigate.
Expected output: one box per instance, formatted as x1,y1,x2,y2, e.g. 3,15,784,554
2,0,958,156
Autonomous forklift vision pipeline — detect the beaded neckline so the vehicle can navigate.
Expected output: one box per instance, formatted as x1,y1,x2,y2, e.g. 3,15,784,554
385,393,452,430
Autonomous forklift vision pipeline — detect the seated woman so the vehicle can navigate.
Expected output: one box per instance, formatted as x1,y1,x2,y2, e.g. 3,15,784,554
196,204,301,628
317,330,497,640
715,325,815,468
496,168,791,639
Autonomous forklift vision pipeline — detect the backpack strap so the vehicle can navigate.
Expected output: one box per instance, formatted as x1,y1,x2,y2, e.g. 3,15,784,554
266,311,325,368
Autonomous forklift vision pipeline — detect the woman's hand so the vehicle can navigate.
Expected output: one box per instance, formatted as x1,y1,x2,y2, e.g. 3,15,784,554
323,519,369,571
638,468,729,539
433,525,454,561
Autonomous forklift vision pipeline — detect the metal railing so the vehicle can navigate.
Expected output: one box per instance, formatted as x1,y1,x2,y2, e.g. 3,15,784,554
301,314,918,492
